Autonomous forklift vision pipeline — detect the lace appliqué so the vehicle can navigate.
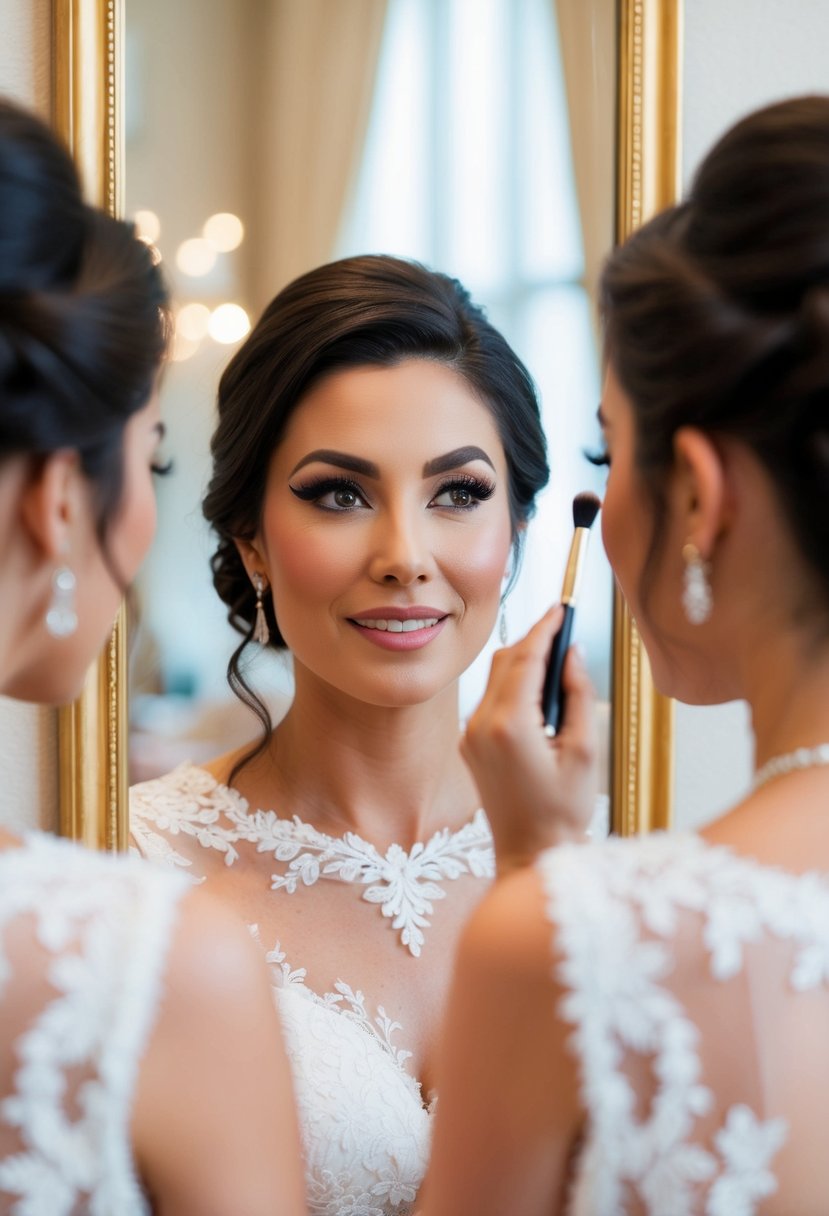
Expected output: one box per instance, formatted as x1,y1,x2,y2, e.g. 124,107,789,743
131,766,446,1215
0,834,185,1216
541,834,827,1216
257,810,493,957
132,764,494,957
254,930,416,1077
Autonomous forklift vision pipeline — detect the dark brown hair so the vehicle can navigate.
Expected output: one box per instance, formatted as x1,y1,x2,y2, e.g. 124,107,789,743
601,94,829,618
202,254,549,774
0,98,169,539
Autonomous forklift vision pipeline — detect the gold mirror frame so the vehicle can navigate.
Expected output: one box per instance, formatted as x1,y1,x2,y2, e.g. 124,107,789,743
53,0,681,848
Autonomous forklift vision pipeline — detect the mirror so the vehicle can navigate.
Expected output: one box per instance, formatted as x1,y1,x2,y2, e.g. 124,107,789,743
54,0,680,846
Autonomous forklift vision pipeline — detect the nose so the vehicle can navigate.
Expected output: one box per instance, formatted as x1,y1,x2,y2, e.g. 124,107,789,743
368,508,431,586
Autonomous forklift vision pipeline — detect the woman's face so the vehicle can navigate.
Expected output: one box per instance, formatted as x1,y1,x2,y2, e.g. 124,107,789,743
8,394,164,706
255,358,514,708
599,364,720,702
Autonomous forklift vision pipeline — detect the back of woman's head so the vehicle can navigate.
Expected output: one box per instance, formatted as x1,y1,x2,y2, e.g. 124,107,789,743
0,98,168,534
204,254,549,647
601,94,829,611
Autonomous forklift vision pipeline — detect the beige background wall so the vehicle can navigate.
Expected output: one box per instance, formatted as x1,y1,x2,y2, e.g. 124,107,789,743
0,0,58,832
1,0,826,836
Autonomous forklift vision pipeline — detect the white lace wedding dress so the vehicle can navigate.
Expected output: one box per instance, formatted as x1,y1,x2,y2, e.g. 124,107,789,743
130,762,496,1216
0,831,188,1215
540,833,829,1215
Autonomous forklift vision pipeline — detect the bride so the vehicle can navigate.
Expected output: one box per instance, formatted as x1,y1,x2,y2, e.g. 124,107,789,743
421,95,829,1214
130,254,550,1214
0,98,304,1215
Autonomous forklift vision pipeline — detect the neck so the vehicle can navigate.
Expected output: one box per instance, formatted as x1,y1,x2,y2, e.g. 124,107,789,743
742,618,829,768
247,669,479,850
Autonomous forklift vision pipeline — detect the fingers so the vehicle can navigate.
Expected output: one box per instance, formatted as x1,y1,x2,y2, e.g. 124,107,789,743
556,646,597,764
461,609,599,870
471,606,564,725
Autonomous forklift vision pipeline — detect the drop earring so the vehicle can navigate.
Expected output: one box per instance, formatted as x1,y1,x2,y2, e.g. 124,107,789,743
498,604,508,646
252,571,270,645
681,542,712,625
45,562,78,638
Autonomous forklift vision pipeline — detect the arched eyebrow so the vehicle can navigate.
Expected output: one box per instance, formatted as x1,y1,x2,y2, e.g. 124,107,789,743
289,450,379,478
289,445,496,480
422,446,495,476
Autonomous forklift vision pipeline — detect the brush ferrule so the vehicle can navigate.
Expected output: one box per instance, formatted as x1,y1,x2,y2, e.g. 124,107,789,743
561,527,591,604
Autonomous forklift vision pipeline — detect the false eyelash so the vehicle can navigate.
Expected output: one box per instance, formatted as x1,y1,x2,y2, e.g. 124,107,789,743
433,474,496,503
151,458,174,477
289,475,363,502
585,447,611,468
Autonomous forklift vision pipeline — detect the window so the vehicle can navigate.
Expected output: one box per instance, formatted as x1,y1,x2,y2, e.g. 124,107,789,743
338,0,610,713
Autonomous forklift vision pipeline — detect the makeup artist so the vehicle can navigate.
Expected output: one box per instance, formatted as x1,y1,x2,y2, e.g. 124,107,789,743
421,93,829,1215
129,254,554,1215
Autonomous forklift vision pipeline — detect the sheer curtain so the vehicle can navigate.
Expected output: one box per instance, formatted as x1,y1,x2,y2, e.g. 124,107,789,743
253,0,388,304
335,0,614,721
554,0,617,324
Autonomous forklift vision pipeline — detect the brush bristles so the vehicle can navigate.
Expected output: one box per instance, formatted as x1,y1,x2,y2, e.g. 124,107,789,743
572,490,601,530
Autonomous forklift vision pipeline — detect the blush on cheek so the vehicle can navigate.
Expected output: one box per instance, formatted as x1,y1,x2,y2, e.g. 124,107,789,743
446,524,514,614
110,474,159,587
269,522,351,597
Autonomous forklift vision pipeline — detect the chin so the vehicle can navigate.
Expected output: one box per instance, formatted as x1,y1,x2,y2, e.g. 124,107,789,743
647,649,739,707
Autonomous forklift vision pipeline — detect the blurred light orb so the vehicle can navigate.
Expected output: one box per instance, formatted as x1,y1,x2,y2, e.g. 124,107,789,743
134,209,161,243
203,212,244,252
176,302,211,342
176,238,216,277
208,303,251,344
170,330,200,362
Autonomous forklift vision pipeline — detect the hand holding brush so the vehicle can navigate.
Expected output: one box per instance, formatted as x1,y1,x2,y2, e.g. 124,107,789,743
541,491,602,735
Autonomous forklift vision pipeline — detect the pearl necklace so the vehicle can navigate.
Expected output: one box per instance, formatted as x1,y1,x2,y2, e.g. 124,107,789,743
752,743,829,790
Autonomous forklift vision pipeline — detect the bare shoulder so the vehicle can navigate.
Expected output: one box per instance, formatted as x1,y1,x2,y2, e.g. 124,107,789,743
198,748,242,785
159,885,268,1007
700,779,829,875
132,885,305,1215
457,863,555,986
199,740,275,790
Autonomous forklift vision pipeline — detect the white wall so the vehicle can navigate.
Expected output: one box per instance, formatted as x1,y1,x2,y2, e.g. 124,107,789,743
673,0,829,829
0,0,59,833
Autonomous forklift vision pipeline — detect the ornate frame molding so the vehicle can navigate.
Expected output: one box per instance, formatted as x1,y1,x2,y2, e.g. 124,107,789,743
53,0,128,850
52,0,682,848
611,0,682,834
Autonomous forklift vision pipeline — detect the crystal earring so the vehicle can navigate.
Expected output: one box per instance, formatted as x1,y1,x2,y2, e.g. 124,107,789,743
252,571,270,645
681,542,712,625
45,564,78,638
498,604,508,646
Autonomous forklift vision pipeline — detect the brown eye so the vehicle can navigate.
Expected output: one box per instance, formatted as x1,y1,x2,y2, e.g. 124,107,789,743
289,478,369,511
333,486,359,509
431,476,495,510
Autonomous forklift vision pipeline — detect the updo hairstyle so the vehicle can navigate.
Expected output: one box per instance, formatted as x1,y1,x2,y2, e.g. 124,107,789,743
601,94,829,618
0,99,168,544
204,254,550,650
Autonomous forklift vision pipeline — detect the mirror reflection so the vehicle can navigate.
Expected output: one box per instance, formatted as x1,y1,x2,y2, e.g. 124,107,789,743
125,0,615,822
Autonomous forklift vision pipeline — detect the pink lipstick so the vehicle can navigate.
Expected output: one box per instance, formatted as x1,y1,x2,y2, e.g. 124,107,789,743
348,607,448,651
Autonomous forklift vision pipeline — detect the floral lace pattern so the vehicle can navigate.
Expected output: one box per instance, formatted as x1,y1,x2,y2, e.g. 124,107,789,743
131,763,494,958
130,764,458,1215
0,832,186,1216
539,833,829,1215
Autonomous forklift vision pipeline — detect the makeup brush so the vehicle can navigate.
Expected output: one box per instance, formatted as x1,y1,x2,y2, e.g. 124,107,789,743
541,491,602,736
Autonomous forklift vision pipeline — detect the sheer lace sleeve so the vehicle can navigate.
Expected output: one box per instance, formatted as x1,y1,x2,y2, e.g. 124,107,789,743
538,834,829,1215
0,833,189,1215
